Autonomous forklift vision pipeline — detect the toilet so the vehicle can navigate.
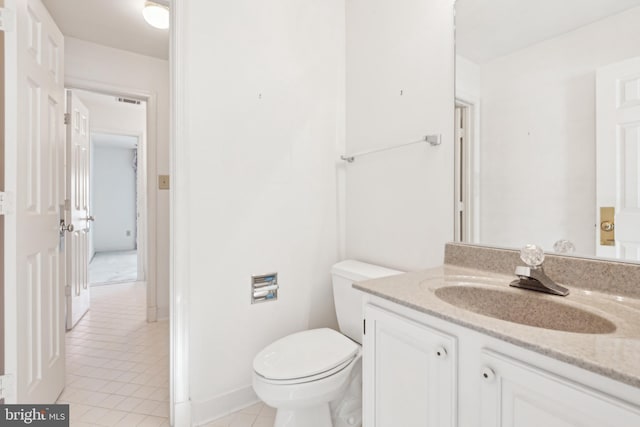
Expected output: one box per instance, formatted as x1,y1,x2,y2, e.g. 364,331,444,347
252,260,402,427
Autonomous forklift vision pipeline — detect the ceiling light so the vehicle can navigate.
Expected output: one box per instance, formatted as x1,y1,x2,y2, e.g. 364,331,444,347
142,1,169,30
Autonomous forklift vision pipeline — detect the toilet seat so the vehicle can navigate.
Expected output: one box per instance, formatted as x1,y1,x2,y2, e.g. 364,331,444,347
256,354,358,385
253,328,359,384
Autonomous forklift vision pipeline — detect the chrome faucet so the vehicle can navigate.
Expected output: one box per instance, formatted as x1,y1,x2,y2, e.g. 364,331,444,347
510,245,569,296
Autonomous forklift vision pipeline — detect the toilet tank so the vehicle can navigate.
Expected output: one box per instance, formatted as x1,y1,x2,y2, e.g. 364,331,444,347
331,260,403,344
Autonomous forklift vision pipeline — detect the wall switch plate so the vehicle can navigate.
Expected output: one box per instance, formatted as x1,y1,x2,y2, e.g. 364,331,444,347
158,175,170,190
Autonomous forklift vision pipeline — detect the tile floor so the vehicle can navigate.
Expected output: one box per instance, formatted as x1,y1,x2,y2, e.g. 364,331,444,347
89,250,138,285
57,282,170,426
200,402,275,427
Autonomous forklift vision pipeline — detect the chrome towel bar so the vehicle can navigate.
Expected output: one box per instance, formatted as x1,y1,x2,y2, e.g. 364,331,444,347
340,134,441,163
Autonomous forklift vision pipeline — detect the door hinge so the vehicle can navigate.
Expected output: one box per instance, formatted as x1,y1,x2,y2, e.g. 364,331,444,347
0,191,14,215
65,285,72,297
0,374,15,401
0,8,16,32
64,113,71,125
363,319,366,335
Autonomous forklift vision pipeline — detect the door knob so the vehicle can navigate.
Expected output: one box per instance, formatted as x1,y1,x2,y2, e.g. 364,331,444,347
599,207,615,246
600,221,614,232
60,220,74,233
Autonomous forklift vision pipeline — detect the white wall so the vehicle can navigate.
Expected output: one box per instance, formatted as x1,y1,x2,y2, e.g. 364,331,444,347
178,0,345,423
477,6,640,255
78,90,147,137
345,0,456,271
64,37,170,319
456,55,481,101
92,145,137,251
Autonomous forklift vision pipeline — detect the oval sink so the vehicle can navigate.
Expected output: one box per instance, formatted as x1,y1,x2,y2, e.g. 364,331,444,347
434,286,616,334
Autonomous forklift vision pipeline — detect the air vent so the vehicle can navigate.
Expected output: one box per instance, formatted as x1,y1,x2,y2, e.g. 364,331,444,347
116,97,142,105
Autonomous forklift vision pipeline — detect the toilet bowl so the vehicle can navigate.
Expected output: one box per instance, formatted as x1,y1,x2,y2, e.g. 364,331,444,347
252,261,402,427
253,328,361,427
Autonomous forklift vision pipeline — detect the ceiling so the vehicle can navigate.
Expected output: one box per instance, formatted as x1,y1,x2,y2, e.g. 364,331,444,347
456,0,640,63
41,0,169,60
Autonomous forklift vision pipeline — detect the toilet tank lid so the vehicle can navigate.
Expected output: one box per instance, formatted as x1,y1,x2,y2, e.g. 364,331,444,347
331,260,403,281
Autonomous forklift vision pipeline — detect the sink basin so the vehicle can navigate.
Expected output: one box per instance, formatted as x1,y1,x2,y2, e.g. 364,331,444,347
434,286,616,334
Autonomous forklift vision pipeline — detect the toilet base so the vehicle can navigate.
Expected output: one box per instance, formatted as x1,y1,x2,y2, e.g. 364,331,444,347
274,403,332,427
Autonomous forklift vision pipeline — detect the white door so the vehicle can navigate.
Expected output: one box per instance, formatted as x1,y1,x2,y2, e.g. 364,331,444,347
65,90,91,330
596,57,640,261
479,350,640,427
3,0,66,403
363,304,456,427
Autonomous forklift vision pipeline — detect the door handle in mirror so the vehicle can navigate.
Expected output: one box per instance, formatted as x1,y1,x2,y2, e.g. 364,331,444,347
599,207,615,246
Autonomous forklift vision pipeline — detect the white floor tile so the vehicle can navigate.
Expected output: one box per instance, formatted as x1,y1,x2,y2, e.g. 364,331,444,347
259,405,277,418
252,417,276,427
229,413,257,427
204,403,275,427
138,415,169,427
56,282,169,426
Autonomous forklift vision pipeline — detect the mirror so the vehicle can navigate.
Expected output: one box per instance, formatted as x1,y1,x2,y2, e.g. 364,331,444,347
454,0,640,262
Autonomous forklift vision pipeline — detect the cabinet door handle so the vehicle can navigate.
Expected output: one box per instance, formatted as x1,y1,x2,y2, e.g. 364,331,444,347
435,346,448,360
481,366,496,382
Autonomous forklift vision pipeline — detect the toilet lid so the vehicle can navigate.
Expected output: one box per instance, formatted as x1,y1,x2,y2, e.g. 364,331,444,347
253,328,359,381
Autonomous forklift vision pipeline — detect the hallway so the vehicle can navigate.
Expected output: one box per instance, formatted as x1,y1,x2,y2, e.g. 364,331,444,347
57,282,169,426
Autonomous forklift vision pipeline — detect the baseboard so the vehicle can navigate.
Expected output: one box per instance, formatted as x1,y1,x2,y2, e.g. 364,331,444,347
147,306,157,322
191,385,259,426
173,400,192,427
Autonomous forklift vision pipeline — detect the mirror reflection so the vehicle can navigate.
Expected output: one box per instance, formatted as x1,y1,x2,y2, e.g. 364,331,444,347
454,0,640,262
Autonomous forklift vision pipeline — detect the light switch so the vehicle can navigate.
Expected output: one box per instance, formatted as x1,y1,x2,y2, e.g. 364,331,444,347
158,175,170,190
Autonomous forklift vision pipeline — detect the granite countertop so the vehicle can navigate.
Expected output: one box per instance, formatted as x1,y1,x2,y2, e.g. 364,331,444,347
354,264,640,389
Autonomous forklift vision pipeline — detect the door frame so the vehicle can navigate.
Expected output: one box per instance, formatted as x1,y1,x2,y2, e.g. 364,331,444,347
3,0,19,402
65,77,158,322
454,93,481,244
170,0,191,425
89,128,147,284
0,0,6,387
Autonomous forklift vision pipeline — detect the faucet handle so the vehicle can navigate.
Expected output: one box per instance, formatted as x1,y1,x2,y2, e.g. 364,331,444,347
520,244,545,268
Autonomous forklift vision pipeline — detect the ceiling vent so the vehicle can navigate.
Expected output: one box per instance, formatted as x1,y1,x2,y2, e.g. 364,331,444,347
116,97,142,105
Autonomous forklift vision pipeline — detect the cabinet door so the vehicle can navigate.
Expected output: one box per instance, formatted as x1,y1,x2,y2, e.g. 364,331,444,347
479,350,640,427
363,304,457,427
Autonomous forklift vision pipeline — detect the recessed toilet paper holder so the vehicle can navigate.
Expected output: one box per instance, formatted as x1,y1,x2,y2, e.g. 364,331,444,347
251,272,279,304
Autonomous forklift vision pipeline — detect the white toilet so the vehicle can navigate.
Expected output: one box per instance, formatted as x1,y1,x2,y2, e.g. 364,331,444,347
252,260,402,427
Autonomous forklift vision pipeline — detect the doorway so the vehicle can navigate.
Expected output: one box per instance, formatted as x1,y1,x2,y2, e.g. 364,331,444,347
4,0,169,408
454,98,480,244
71,90,148,287
90,132,140,285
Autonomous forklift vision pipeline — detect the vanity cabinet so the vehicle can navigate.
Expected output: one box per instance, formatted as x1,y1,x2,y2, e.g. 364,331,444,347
362,304,457,427
479,350,640,427
363,301,640,427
